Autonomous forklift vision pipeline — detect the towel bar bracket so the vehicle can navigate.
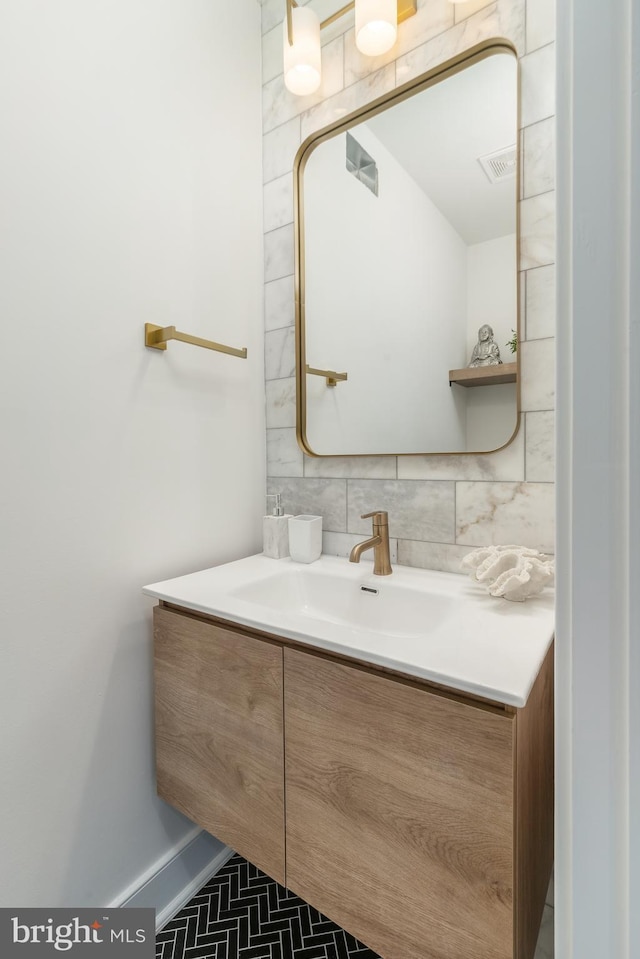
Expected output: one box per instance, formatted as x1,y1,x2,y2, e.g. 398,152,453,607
144,323,247,359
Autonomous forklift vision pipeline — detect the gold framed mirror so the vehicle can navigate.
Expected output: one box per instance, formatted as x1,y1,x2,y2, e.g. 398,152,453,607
294,40,520,457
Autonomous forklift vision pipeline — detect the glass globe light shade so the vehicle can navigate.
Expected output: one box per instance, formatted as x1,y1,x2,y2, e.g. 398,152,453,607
355,0,397,57
283,6,321,96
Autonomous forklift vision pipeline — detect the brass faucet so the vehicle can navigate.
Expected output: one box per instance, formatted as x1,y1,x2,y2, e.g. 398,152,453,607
349,511,392,575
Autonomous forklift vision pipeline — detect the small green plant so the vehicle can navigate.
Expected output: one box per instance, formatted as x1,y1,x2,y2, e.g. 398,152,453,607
506,329,518,354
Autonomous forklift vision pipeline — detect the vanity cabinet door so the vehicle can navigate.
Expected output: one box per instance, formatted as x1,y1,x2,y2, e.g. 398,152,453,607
284,648,515,959
154,607,285,884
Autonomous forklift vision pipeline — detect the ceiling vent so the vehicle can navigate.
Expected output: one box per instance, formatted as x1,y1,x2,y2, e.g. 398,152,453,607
346,132,379,197
478,146,517,184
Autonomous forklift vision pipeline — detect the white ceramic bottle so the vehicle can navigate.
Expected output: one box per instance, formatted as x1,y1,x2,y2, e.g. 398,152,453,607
263,494,293,559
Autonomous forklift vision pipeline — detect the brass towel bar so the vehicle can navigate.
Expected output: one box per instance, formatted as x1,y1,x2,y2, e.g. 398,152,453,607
144,324,247,359
305,364,348,388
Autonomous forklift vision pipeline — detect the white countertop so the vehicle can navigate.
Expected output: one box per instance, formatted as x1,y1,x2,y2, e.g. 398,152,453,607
143,553,555,708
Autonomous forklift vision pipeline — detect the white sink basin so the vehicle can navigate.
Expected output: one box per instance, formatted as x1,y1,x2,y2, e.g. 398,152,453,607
227,566,456,639
143,553,554,707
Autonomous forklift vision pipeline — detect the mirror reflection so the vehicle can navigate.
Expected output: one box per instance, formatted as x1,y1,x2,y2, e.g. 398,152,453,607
296,45,519,456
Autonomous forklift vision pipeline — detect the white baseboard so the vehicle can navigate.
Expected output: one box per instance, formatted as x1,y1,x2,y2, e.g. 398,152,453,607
111,825,202,908
117,831,234,931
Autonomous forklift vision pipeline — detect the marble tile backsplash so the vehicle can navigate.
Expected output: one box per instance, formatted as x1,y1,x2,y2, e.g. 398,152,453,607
262,0,555,571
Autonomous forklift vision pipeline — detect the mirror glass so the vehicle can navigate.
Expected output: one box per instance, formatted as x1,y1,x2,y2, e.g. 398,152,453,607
296,46,519,456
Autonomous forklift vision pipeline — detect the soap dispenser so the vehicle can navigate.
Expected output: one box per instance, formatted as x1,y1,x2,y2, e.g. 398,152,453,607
263,494,293,559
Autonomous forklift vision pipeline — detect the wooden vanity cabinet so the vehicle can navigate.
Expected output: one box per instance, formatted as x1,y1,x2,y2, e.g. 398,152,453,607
153,606,286,884
285,647,553,959
153,603,553,959
284,649,514,959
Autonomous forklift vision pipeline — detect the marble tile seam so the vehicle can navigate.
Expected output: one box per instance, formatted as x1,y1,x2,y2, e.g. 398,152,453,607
291,460,553,471
521,186,556,203
264,375,297,383
263,223,294,239
450,478,554,486
522,114,556,131
262,324,295,335
522,263,555,274
520,39,555,59
267,474,530,488
263,171,295,187
524,35,556,58
343,476,456,484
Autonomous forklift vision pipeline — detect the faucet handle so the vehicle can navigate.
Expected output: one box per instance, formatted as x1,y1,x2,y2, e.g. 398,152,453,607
361,510,388,525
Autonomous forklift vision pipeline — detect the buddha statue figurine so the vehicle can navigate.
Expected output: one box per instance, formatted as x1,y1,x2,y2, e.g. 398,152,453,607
469,324,502,367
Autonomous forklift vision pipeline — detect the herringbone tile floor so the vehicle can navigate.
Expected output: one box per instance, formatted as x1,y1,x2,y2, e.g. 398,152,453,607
156,853,380,959
157,852,554,958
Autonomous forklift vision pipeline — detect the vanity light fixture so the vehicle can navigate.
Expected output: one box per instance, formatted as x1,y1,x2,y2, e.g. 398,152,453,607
283,4,322,96
283,0,417,96
355,0,397,56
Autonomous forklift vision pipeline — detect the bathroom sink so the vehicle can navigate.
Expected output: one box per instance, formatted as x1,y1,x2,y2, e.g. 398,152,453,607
143,553,555,706
227,566,456,639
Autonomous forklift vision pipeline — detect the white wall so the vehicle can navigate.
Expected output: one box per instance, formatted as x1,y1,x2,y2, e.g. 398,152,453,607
465,234,518,451
466,234,517,358
304,127,467,455
0,0,264,907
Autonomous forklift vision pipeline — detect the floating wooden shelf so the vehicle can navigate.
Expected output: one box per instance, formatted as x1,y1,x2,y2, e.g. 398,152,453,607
449,361,517,387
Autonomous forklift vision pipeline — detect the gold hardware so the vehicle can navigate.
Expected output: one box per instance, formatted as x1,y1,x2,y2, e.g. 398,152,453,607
286,0,417,45
286,0,294,46
305,364,348,388
144,324,247,359
396,0,418,26
349,510,392,576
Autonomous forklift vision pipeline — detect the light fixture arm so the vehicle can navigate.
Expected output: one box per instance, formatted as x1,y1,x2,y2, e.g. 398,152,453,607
285,0,417,47
318,2,357,32
286,0,294,46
